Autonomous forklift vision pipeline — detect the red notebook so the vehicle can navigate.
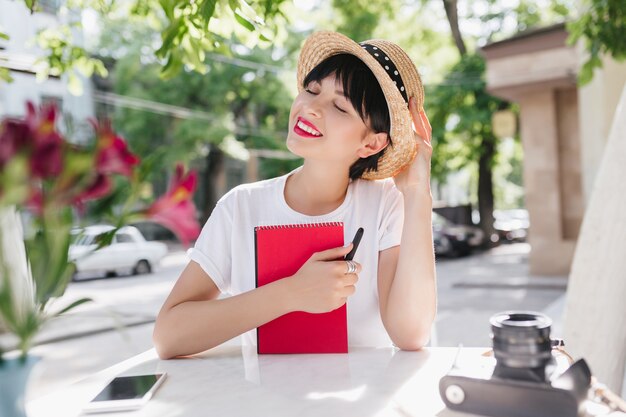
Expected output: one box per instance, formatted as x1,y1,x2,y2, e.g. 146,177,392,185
254,222,348,354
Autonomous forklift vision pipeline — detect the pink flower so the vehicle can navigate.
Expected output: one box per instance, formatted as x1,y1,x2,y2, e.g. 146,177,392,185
26,188,44,216
74,174,112,203
148,199,200,247
91,119,139,177
0,102,63,178
144,164,200,246
0,119,30,167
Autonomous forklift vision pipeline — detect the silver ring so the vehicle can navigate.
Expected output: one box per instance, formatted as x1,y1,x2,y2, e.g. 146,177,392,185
345,260,356,274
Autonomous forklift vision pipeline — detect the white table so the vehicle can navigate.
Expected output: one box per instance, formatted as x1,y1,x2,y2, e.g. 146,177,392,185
27,345,623,417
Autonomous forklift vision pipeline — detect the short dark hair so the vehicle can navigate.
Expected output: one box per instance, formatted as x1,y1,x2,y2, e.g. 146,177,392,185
303,54,391,180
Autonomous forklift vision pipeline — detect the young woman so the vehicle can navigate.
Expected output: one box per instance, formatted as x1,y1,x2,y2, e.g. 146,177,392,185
153,31,436,358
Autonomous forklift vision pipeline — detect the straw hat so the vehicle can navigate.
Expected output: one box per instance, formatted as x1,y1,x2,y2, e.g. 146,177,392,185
297,31,425,180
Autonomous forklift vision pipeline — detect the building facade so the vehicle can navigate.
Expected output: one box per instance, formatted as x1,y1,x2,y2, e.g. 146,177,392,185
0,0,94,142
482,23,626,275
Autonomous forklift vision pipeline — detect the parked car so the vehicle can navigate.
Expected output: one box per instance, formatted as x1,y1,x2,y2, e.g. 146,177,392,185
493,209,529,243
432,212,485,257
69,225,168,279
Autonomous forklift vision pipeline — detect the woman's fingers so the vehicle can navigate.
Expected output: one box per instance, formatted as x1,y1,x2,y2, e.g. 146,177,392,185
409,97,429,142
332,260,362,275
344,273,359,285
312,244,353,262
419,110,432,143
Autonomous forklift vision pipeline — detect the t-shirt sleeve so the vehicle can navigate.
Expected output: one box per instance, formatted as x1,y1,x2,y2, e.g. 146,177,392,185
378,181,405,251
187,197,233,294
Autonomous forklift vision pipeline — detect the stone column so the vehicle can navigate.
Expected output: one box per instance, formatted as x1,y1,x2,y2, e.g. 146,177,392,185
518,91,577,275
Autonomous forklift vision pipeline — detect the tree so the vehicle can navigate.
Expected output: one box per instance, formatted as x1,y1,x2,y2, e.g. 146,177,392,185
2,0,292,91
431,0,570,241
95,17,300,221
567,0,626,84
428,54,507,238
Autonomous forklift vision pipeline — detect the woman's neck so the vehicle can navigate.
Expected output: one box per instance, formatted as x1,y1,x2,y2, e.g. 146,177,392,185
284,162,351,216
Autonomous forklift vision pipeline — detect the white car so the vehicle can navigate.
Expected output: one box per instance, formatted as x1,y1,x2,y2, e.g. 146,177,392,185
69,225,168,279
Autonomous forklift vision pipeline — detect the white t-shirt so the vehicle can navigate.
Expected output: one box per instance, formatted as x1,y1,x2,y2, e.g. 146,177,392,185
188,167,405,347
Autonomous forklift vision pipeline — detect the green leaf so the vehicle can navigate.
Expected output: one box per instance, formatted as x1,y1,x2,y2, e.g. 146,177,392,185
24,0,35,13
180,36,207,71
52,297,92,317
0,31,9,41
0,68,13,83
74,56,95,77
93,60,109,78
159,0,176,20
200,0,218,20
67,72,84,96
25,206,75,307
93,229,117,250
233,0,264,25
234,11,255,32
578,60,595,86
157,19,183,59
0,271,19,333
160,51,184,79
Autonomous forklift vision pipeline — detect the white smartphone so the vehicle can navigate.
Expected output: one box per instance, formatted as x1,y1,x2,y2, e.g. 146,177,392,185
83,373,167,414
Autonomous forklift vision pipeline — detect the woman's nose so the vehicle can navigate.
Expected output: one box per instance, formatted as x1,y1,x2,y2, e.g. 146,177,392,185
302,96,324,118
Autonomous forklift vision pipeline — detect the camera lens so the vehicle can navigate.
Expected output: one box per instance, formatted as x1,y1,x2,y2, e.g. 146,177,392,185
490,311,553,370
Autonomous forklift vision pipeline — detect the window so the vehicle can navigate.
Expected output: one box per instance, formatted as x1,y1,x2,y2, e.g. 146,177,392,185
115,234,133,243
41,95,63,111
74,235,95,246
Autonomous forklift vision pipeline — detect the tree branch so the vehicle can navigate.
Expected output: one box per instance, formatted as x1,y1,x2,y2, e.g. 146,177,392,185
442,0,467,56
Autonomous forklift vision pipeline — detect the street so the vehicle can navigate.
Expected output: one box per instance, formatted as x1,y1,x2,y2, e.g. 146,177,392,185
26,243,568,401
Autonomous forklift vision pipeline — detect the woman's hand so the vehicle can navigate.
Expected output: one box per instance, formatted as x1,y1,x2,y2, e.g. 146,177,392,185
393,97,433,195
286,244,361,314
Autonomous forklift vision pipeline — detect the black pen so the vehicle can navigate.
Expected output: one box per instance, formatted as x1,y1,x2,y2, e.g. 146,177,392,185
344,227,364,261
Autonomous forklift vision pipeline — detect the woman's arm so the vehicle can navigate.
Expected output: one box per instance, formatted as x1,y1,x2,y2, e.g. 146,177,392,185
378,97,436,350
377,189,436,350
153,244,358,359
153,261,292,359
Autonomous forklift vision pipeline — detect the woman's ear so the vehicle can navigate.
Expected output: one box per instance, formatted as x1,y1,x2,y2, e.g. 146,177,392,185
358,132,389,158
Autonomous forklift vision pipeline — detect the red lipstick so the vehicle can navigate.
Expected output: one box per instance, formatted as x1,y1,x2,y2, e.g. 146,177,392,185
294,117,322,138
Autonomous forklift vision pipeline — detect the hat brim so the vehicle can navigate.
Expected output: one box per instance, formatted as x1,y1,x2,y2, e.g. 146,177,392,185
297,31,424,180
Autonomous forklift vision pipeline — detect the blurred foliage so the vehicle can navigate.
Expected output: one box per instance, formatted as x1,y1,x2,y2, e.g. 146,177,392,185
567,0,626,85
33,25,109,95
0,29,14,82
427,54,506,180
331,0,397,41
5,0,585,212
14,0,291,91
462,0,573,44
97,17,299,185
421,0,572,212
494,135,525,209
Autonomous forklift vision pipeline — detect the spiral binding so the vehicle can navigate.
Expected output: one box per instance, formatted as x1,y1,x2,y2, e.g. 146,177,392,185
255,222,343,230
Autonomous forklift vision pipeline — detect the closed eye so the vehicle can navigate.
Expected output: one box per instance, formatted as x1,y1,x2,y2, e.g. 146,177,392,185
334,104,347,113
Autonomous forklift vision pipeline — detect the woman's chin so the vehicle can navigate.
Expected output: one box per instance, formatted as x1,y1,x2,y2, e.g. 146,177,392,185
285,135,308,157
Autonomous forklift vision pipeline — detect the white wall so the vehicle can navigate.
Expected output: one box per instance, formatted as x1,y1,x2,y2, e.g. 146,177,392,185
0,0,94,143
577,45,626,204
565,83,626,395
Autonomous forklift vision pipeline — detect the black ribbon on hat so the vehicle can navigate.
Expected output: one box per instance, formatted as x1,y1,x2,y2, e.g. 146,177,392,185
359,43,408,103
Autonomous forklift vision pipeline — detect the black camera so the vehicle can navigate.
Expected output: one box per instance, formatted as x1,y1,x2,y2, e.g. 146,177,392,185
439,311,592,417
